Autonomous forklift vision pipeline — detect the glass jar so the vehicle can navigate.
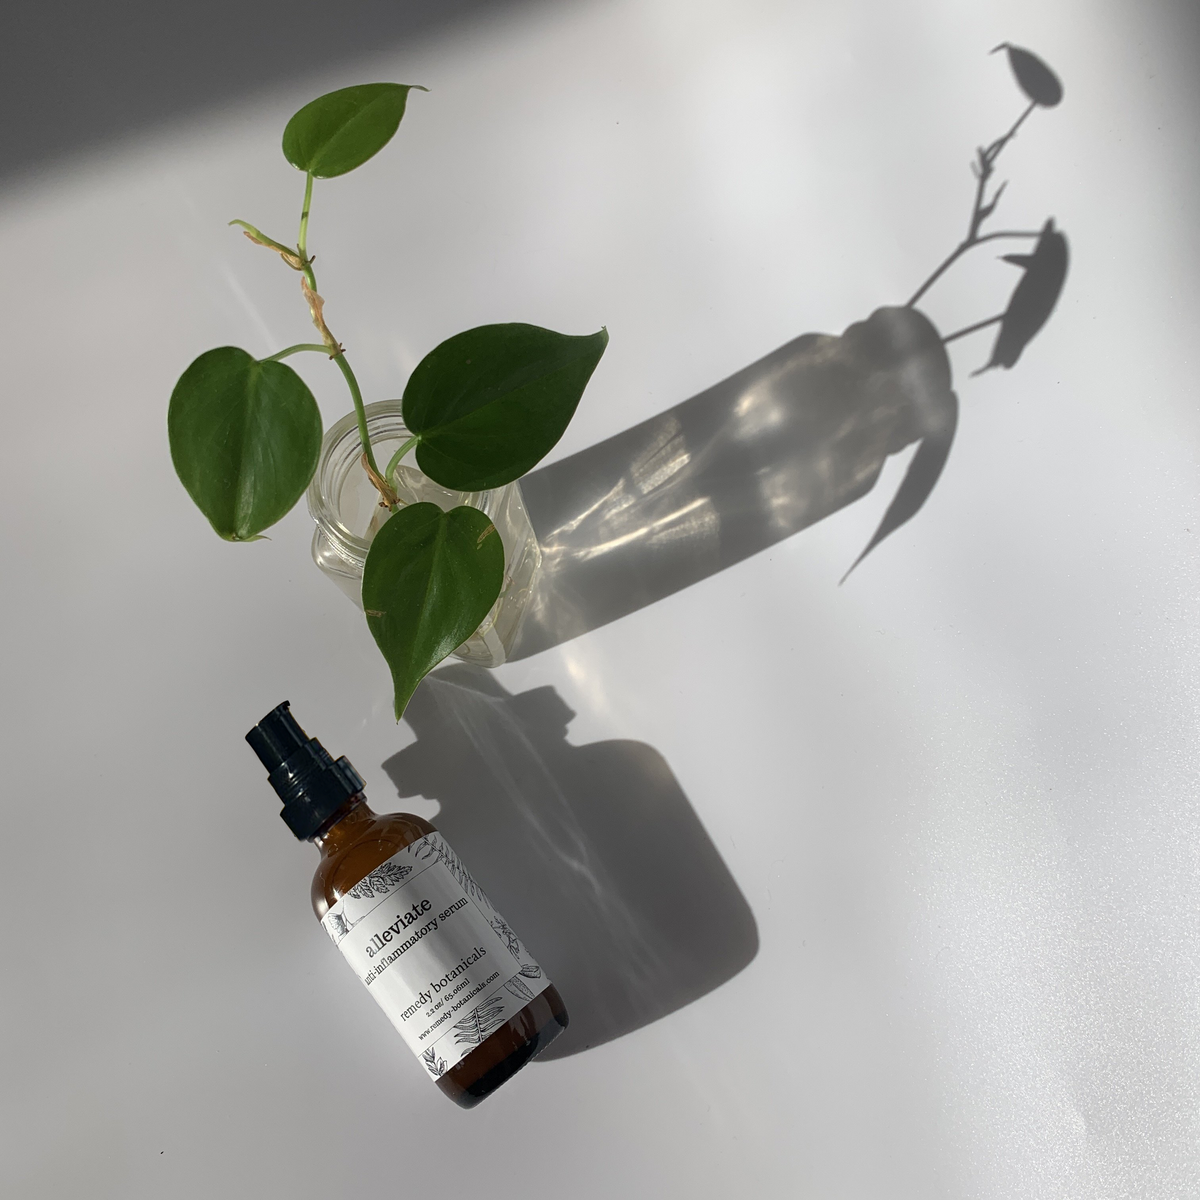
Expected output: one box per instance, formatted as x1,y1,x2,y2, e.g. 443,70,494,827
306,400,542,667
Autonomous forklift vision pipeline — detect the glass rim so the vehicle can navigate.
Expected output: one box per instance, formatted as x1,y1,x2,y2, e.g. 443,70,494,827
306,398,502,567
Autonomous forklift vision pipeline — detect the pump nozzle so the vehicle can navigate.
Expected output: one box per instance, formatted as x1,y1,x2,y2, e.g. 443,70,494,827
246,702,365,840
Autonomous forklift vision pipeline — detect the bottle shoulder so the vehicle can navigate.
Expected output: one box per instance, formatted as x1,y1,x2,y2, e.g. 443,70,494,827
310,809,437,919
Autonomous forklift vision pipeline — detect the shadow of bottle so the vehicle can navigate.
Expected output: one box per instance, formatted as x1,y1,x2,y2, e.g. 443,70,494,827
381,664,759,1058
513,305,956,658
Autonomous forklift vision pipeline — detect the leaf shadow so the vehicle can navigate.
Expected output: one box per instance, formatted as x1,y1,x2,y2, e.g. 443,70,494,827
976,219,1069,373
382,664,759,1058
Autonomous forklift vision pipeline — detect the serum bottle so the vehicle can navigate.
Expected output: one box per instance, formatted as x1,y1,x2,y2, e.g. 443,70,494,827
246,702,569,1107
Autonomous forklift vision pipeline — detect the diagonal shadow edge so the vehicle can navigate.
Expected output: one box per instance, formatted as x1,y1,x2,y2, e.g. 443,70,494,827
0,0,551,187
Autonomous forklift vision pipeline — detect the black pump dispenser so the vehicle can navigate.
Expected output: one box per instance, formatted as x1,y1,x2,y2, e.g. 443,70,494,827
246,702,365,839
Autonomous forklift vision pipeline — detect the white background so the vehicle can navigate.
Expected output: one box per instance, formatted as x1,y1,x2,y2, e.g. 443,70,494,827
2,1,1198,1196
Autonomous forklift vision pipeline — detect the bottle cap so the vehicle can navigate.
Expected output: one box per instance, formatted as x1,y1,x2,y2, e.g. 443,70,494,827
245,702,365,840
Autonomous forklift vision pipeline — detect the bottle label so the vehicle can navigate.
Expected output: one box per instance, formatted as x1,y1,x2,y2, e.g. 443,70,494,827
320,832,550,1080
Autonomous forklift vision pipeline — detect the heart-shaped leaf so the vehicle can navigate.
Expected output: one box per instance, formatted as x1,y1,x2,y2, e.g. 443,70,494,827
402,323,609,491
994,43,1063,107
363,503,505,718
168,347,322,540
282,83,425,178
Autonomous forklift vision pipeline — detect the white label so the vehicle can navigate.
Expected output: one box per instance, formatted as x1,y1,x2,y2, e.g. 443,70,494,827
320,832,550,1080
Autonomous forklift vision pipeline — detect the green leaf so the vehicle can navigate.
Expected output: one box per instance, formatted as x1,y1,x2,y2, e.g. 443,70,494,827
402,323,609,491
362,503,505,718
282,83,425,178
168,347,322,541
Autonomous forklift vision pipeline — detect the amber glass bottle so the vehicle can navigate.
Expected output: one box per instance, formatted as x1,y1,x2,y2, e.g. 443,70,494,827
246,702,568,1108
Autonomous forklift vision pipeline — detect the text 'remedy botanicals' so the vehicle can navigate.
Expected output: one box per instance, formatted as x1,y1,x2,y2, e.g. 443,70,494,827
246,702,568,1107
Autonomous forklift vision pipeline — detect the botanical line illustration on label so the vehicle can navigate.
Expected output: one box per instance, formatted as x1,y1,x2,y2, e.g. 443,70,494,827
321,832,548,1078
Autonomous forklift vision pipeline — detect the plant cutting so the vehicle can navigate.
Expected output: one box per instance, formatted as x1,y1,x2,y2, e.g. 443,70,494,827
168,83,608,716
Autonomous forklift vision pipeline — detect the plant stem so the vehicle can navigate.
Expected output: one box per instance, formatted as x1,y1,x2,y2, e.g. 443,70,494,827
298,172,314,262
385,434,421,484
941,313,1003,345
234,177,395,508
289,172,394,509
229,219,300,262
333,352,384,476
263,342,331,362
907,100,1039,308
293,170,322,313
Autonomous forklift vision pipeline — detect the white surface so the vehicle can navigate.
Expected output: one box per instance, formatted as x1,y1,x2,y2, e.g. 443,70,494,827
3,1,1199,1197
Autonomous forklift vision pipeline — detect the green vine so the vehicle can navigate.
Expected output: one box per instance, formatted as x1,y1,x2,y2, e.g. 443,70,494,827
168,82,608,717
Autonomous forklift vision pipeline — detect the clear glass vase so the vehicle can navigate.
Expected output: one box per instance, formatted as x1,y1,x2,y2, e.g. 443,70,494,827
306,400,542,667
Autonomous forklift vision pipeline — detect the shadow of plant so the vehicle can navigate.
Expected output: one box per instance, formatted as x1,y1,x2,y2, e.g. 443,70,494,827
382,665,759,1057
513,43,1068,658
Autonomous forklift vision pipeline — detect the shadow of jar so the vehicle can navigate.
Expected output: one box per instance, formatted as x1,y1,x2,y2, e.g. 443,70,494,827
515,306,956,656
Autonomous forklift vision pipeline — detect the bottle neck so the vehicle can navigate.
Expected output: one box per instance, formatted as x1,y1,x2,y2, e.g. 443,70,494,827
310,794,374,854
